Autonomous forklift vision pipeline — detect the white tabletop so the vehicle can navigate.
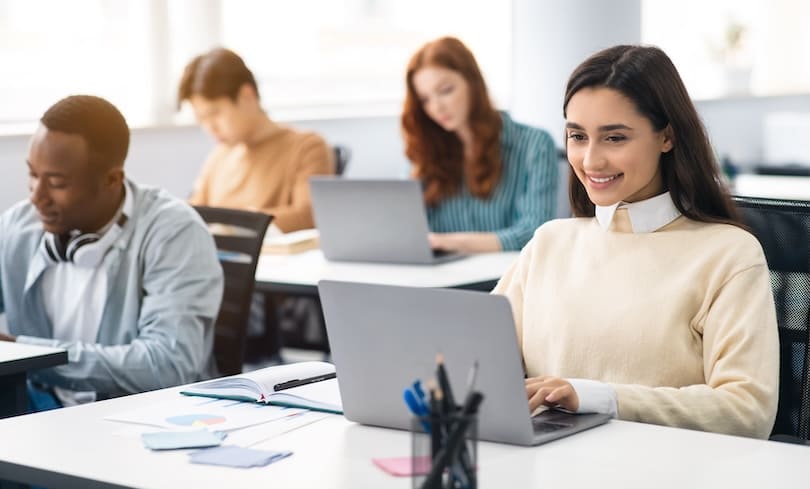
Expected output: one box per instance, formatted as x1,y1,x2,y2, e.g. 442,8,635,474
0,342,64,363
0,341,67,376
0,383,806,489
255,250,519,291
733,174,810,200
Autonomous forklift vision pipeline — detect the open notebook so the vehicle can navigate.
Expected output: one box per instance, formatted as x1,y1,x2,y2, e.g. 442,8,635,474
181,361,342,414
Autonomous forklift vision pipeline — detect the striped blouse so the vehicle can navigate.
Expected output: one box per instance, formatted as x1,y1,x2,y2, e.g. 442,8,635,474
425,112,558,251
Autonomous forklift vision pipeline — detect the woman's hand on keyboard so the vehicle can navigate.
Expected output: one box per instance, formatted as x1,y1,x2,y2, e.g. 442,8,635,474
525,376,579,413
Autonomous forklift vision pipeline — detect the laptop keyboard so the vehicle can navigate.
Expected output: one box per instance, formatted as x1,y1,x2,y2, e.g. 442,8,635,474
531,418,572,434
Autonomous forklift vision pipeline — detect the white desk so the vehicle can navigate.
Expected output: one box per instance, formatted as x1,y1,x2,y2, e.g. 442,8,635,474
255,250,520,295
733,174,810,200
0,384,806,489
0,342,67,418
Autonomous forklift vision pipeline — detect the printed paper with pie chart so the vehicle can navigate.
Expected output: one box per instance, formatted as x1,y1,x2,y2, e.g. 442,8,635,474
105,395,302,431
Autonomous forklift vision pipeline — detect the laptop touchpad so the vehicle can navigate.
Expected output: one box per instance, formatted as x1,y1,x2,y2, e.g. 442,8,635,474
532,418,572,433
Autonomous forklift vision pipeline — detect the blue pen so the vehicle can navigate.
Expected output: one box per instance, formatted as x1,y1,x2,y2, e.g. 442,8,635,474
412,379,426,403
403,388,431,433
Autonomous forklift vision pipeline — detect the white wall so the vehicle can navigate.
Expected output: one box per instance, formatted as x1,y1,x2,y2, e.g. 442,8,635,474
695,94,810,169
6,96,803,217
0,115,407,212
511,0,642,146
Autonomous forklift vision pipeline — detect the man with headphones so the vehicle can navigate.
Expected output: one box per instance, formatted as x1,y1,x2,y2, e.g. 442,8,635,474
0,95,224,410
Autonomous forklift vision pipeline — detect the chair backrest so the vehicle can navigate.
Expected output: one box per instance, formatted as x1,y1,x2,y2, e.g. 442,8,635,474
555,147,571,218
194,206,271,377
733,196,810,439
333,144,351,176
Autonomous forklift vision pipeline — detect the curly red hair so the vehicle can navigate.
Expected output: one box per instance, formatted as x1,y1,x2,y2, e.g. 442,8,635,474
402,37,502,206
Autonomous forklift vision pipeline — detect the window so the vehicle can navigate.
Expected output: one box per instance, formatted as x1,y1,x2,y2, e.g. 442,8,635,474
218,0,511,119
642,0,810,99
0,0,166,128
0,0,512,128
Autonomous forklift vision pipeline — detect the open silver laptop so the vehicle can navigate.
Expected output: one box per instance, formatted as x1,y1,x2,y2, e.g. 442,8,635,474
318,280,611,446
309,178,463,264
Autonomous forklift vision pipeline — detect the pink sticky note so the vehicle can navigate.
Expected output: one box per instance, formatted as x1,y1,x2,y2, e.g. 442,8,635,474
372,456,432,476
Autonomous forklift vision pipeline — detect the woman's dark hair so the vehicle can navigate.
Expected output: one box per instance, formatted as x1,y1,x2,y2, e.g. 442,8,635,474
41,95,130,170
563,45,739,224
402,37,502,206
177,47,259,107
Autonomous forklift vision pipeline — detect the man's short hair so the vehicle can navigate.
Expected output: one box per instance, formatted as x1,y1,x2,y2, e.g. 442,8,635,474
40,95,130,169
177,47,259,107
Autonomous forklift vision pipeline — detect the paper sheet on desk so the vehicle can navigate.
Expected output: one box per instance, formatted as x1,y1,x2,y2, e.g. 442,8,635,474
105,394,304,431
189,446,292,468
112,410,330,447
225,411,330,447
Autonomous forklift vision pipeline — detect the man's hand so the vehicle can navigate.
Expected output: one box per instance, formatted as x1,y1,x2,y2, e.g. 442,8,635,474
0,333,17,342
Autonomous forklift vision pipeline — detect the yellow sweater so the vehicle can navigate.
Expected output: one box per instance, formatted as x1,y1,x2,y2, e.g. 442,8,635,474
493,209,779,438
189,124,334,232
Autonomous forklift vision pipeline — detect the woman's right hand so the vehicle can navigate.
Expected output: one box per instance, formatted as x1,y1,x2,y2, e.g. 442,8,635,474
525,375,579,413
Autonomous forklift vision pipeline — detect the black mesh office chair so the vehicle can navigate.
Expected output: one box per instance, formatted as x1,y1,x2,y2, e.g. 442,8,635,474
733,196,810,443
333,144,351,176
255,145,350,357
194,206,271,377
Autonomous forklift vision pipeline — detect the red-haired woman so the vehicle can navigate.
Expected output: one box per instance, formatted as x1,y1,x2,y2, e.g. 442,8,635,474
402,37,558,253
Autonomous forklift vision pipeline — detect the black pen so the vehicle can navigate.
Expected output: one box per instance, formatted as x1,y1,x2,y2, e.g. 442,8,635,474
435,353,457,413
273,372,336,391
428,381,442,459
422,391,484,489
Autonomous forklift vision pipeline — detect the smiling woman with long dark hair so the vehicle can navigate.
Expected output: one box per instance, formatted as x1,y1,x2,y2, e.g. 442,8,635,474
494,45,778,439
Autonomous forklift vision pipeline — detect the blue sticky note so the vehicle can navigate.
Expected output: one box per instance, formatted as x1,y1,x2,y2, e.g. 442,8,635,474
142,430,226,450
189,446,293,468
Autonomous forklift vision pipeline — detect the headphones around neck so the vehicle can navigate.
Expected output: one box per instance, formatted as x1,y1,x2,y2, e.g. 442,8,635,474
39,182,133,269
40,214,129,268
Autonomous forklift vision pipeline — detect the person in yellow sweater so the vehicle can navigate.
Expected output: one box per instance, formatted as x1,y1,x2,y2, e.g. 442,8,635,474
493,45,779,439
179,47,334,232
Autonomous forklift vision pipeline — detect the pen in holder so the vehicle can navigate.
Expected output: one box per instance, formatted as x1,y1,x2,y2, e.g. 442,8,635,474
411,412,478,489
404,357,483,489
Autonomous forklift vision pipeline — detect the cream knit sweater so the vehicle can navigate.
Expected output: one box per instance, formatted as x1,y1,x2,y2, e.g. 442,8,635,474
493,209,779,438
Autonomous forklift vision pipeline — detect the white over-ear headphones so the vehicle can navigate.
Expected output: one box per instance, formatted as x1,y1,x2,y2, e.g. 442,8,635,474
41,214,128,268
39,182,133,268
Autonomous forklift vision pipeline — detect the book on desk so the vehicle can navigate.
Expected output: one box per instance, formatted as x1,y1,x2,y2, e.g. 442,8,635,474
262,229,320,254
181,361,342,414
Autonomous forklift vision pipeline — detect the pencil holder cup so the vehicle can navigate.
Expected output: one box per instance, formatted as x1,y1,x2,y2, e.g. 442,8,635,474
411,413,478,489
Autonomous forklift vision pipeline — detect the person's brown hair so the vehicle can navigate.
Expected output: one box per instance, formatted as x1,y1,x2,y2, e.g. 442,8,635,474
177,47,258,107
563,45,739,224
402,37,502,206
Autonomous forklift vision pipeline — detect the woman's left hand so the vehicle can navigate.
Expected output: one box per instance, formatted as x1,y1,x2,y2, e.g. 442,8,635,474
428,232,502,253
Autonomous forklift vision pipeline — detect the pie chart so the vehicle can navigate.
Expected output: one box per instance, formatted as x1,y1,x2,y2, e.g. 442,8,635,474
166,414,227,427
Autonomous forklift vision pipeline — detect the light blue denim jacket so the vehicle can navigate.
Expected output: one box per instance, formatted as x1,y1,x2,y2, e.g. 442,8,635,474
0,180,223,397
